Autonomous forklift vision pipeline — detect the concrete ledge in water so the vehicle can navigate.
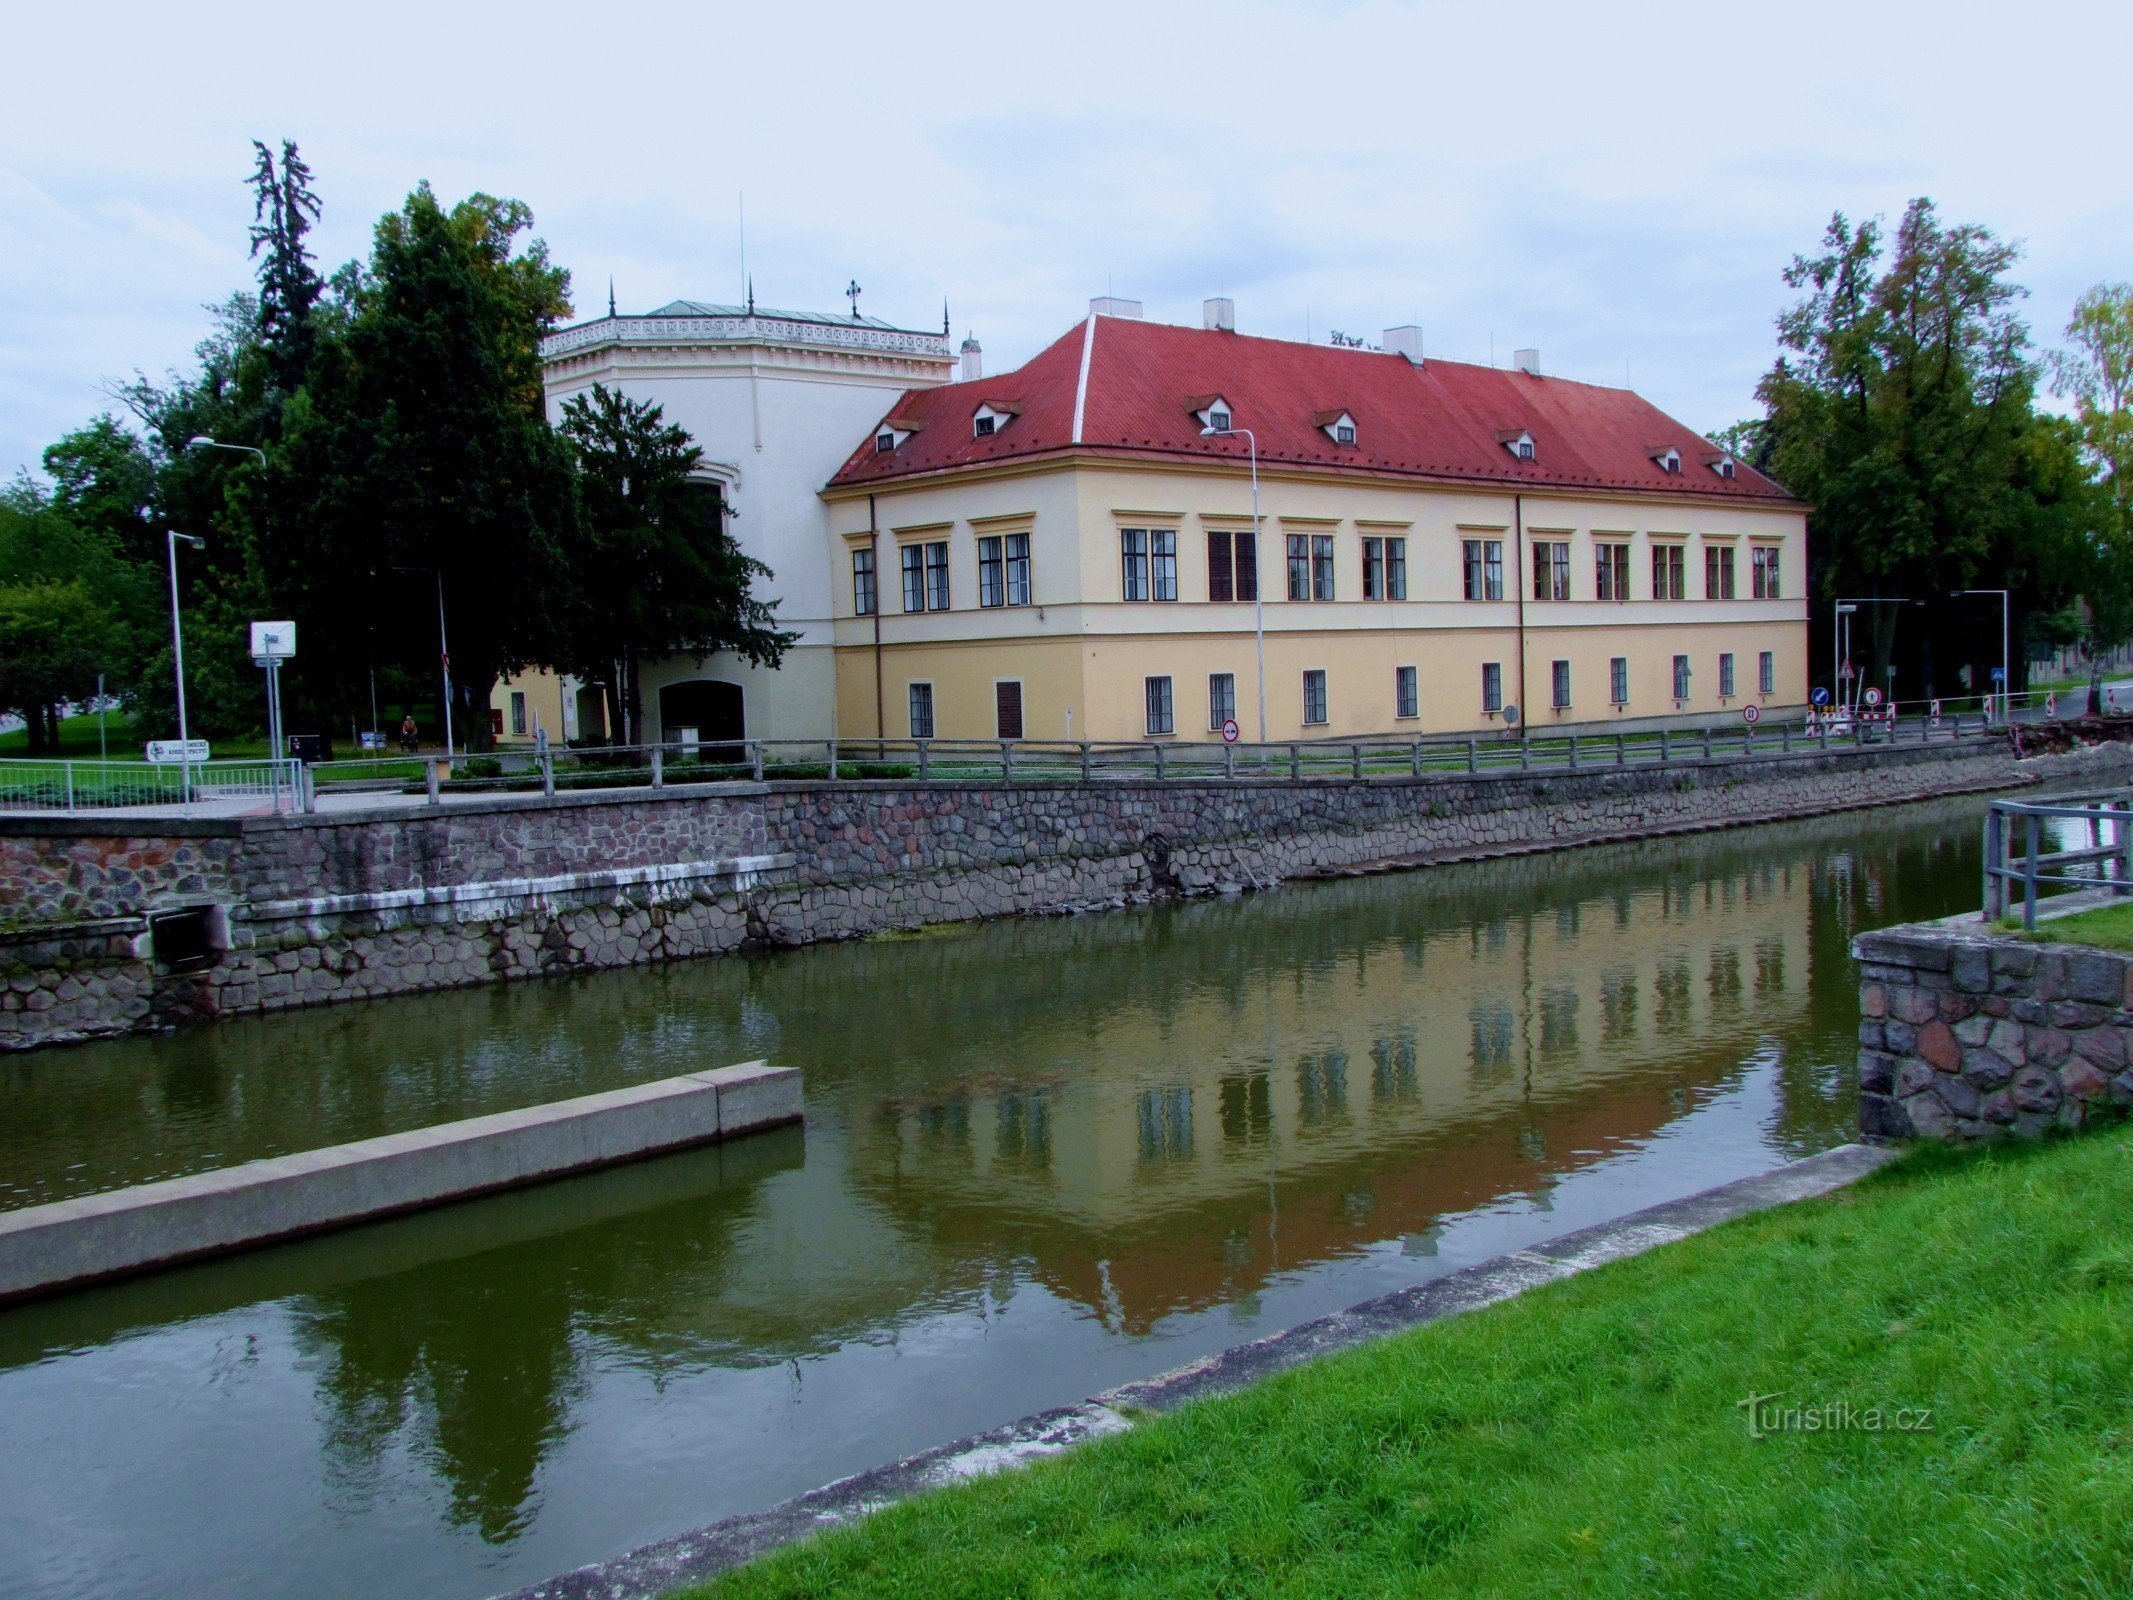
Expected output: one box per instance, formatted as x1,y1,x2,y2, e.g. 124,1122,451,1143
0,1061,799,1304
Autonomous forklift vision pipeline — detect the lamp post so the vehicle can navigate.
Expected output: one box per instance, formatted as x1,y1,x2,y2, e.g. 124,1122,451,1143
1951,588,2011,721
166,530,204,809
1201,423,1266,743
389,565,456,756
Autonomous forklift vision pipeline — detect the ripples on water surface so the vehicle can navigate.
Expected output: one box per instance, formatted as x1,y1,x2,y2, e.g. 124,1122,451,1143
0,797,1988,1599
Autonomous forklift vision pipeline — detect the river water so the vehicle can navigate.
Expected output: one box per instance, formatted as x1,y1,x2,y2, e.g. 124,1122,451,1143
0,796,1987,1599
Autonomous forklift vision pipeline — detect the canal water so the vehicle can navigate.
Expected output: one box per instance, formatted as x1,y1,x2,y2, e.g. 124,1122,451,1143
0,796,1987,1600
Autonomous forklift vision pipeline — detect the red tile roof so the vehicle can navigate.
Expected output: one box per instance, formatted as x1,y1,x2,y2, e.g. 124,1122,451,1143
827,315,1793,503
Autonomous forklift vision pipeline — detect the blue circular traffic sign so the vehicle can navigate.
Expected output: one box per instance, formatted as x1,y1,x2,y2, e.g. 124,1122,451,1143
1811,687,1831,707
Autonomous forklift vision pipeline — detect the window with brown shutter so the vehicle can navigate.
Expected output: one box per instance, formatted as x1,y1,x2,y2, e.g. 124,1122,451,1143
995,681,1024,739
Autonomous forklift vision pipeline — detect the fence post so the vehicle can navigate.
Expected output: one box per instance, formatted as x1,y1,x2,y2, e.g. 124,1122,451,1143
1701,727,1713,761
1781,723,1791,755
2023,812,2041,931
1154,742,1167,779
1466,737,1477,775
651,747,665,789
1002,742,1014,782
919,740,932,781
751,741,765,782
1568,734,1579,771
1818,720,1829,751
541,749,555,797
1982,809,2000,919
64,761,75,812
426,760,441,806
828,738,839,781
1352,743,1364,780
2119,803,2133,898
1660,728,1671,764
1616,732,1626,767
1412,739,1423,779
1226,743,1237,780
1079,742,1091,782
1290,743,1301,780
300,763,316,814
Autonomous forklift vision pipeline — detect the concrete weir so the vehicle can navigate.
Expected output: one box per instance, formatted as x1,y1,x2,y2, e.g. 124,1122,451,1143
0,1060,801,1304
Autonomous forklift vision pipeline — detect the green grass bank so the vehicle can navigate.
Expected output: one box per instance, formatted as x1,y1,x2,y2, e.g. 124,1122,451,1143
684,1131,2133,1599
2017,900,2133,952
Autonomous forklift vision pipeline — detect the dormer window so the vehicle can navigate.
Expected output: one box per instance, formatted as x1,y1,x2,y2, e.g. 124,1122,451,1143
1707,452,1739,480
1652,446,1682,475
972,401,1019,440
1211,407,1232,433
1499,429,1536,462
1188,394,1234,434
875,431,896,453
1313,409,1358,446
873,417,920,454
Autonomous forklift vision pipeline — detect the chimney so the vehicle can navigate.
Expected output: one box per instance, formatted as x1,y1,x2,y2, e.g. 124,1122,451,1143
1383,325,1424,365
1513,347,1541,376
1203,296,1236,332
959,332,983,383
1089,296,1143,320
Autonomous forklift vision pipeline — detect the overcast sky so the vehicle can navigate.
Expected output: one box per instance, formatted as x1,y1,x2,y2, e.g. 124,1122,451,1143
4,0,2128,482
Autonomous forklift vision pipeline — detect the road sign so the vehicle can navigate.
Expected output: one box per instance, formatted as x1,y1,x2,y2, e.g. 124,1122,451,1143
1991,667,2007,685
249,620,296,661
1811,687,1831,707
1220,718,1240,744
1863,687,1883,707
146,739,210,764
1840,661,1854,679
1502,703,1521,726
1929,699,1942,725
1742,703,1760,724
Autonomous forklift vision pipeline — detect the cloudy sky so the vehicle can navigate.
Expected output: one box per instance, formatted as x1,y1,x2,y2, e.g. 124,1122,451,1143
4,0,2128,481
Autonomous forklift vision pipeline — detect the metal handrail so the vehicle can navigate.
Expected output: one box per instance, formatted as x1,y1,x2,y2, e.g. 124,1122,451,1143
1982,790,2133,930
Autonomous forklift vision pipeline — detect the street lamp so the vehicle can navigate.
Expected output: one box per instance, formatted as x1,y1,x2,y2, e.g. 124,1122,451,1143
166,530,205,809
1201,422,1267,743
187,436,266,468
1951,588,2011,721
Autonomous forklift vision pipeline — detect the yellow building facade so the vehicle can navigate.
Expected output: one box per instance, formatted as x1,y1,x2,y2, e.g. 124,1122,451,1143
823,308,1807,745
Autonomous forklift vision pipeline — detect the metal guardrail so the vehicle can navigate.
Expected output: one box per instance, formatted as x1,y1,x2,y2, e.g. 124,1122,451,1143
0,758,306,814
1983,790,2133,930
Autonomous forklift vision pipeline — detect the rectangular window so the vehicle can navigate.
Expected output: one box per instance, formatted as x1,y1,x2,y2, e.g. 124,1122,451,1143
1752,545,1781,599
1672,654,1691,701
1311,535,1335,600
1302,669,1329,725
1395,665,1418,720
852,546,877,616
1463,538,1504,601
1121,528,1149,602
925,541,950,610
1719,652,1736,698
510,691,527,736
1209,672,1237,731
1705,544,1736,600
1145,675,1174,735
908,682,935,739
978,535,1006,608
1552,659,1572,709
1208,529,1233,603
1151,529,1178,602
901,543,925,612
1005,532,1031,606
995,681,1023,740
1610,656,1629,705
1287,534,1310,601
1533,540,1571,601
1759,650,1775,695
1385,536,1406,599
1652,544,1685,600
1482,661,1503,713
1363,537,1384,600
1595,541,1630,601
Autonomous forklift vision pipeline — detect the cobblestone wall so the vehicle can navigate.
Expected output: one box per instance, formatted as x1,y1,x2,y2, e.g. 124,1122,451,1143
6,736,2130,1051
1855,919,2133,1141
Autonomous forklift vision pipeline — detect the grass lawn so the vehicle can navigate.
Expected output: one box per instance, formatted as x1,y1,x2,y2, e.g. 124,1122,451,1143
0,711,276,760
2022,901,2133,952
684,1129,2133,1599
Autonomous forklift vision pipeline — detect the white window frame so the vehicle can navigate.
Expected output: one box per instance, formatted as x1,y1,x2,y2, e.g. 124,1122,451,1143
1302,668,1329,726
1395,665,1419,720
907,680,935,740
1145,675,1175,736
1551,659,1572,710
1609,656,1629,706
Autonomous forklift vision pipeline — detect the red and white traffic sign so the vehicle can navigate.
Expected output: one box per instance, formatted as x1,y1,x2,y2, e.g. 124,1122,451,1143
1929,698,1942,725
1221,719,1240,744
2045,692,2058,718
1741,703,1760,724
1862,687,1883,707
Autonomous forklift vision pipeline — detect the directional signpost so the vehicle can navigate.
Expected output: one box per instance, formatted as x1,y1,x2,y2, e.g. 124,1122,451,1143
146,739,211,764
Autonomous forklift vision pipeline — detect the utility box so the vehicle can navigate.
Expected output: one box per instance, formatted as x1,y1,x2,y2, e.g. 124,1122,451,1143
286,733,332,762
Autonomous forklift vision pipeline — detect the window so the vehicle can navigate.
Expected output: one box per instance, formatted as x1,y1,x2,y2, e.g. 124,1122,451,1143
1151,529,1178,602
1705,544,1736,600
1336,421,1356,445
1752,545,1781,599
1712,455,1738,480
1652,543,1686,600
1363,537,1384,600
1672,654,1691,701
1209,672,1237,731
978,536,1006,607
1005,532,1031,606
1303,669,1329,725
1363,536,1408,600
995,681,1023,740
1145,675,1175,735
974,414,996,437
1533,539,1570,601
1121,529,1148,602
1514,438,1535,460
908,682,935,739
1395,665,1419,720
875,431,895,453
1610,656,1629,705
853,546,877,616
1209,406,1231,433
1719,652,1736,698
1655,447,1682,474
1206,528,1258,603
1311,535,1335,600
1463,538,1504,601
1595,541,1630,601
1287,534,1311,600
1386,536,1406,599
1759,651,1775,696
926,541,950,610
1482,662,1503,714
1552,659,1572,709
510,691,527,737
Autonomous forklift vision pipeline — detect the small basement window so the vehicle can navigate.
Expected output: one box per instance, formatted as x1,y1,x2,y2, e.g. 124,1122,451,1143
149,906,217,974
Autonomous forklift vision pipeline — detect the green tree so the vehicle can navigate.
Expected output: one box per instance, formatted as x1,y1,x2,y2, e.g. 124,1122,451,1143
0,491,147,751
248,139,326,407
1758,199,2055,699
2049,282,2133,710
555,383,793,743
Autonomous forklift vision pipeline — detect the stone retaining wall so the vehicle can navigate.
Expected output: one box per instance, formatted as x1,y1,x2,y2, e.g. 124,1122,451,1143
6,735,2131,1052
1855,916,2133,1141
